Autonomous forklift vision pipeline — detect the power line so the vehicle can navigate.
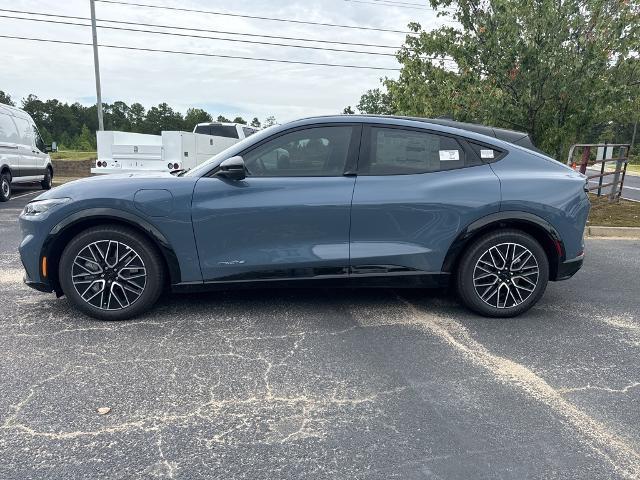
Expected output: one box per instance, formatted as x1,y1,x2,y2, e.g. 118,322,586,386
367,0,431,6
95,0,414,34
344,0,430,10
0,34,402,71
0,8,402,49
0,14,399,57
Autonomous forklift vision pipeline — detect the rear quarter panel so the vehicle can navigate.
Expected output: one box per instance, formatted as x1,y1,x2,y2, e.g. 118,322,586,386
489,150,590,259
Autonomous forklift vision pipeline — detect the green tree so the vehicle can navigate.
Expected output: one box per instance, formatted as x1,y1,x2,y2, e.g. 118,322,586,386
144,103,185,134
263,116,277,128
232,116,247,125
184,108,212,130
216,115,231,123
359,0,639,159
342,106,355,114
250,117,261,128
356,88,393,115
0,90,15,106
75,124,95,151
127,103,146,132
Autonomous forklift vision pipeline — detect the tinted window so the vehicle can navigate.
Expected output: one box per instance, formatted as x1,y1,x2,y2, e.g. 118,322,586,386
244,126,353,177
211,125,239,139
469,142,503,163
242,127,256,137
13,117,33,146
194,125,240,139
0,113,19,143
362,127,472,175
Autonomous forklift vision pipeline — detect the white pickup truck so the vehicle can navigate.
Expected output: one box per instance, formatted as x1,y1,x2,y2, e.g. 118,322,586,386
92,122,258,175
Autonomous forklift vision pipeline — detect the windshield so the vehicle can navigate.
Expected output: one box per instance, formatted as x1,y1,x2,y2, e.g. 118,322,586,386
184,124,279,177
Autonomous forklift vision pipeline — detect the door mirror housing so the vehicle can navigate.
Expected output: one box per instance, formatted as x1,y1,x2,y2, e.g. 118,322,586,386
216,156,246,181
45,142,58,153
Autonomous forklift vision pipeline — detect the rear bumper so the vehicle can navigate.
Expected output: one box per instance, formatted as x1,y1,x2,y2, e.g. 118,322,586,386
554,254,584,281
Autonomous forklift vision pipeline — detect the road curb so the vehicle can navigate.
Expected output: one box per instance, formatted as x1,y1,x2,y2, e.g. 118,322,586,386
586,226,640,239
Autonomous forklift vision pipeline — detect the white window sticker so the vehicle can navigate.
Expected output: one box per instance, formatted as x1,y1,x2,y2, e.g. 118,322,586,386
480,149,495,159
439,149,460,161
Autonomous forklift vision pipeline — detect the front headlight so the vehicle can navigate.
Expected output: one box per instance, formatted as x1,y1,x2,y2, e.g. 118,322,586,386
22,198,71,216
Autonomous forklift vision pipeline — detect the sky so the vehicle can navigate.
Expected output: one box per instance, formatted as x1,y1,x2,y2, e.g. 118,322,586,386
0,0,447,124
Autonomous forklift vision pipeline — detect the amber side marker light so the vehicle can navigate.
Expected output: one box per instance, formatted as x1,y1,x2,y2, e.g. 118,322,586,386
41,256,48,278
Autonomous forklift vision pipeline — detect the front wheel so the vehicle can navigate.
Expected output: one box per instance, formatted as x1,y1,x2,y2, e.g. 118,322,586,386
59,225,165,320
456,229,549,317
41,168,52,190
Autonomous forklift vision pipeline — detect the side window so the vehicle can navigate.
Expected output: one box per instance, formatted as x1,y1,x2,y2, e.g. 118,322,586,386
362,127,470,175
242,127,256,137
468,142,503,163
32,124,46,152
0,113,19,143
243,126,353,177
13,117,33,147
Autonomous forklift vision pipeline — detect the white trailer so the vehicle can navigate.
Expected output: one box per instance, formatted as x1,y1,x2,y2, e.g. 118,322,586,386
92,122,253,175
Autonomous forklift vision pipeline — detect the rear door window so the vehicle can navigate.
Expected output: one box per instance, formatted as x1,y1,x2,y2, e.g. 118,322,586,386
360,127,473,175
0,113,19,143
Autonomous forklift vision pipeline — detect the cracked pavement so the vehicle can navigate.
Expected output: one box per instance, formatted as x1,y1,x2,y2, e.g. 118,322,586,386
1,189,639,479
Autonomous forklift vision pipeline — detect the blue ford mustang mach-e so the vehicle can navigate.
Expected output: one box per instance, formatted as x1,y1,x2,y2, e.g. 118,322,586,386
18,116,590,320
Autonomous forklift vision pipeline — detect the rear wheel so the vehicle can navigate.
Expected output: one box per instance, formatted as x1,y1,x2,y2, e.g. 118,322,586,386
456,229,549,317
0,173,11,202
41,167,52,190
59,225,165,320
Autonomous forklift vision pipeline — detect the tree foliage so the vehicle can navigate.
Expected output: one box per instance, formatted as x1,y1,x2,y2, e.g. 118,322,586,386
354,0,639,159
0,92,272,150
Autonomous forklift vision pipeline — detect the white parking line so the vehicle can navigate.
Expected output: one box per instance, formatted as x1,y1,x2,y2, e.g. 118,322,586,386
10,190,40,200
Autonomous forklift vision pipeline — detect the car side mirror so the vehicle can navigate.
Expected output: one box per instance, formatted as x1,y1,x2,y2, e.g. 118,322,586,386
216,156,246,181
45,142,57,153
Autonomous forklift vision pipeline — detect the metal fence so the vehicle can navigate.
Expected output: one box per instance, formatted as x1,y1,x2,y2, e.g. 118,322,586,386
567,143,630,202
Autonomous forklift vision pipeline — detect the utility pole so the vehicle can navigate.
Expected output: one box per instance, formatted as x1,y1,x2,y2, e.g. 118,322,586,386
90,0,104,131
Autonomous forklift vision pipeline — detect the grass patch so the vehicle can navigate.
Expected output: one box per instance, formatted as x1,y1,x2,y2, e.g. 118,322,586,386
51,150,96,161
626,163,640,175
588,194,640,227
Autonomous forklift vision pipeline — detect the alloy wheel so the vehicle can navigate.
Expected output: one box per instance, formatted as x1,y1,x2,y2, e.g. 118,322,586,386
1,178,9,197
473,242,539,309
71,240,147,311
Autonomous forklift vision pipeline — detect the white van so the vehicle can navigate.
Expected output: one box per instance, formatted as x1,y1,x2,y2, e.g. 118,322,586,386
0,103,56,201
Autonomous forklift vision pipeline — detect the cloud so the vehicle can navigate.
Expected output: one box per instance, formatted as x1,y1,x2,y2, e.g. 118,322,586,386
0,0,444,123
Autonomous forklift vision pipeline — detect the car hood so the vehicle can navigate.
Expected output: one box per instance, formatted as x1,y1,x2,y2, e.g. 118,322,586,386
34,171,194,202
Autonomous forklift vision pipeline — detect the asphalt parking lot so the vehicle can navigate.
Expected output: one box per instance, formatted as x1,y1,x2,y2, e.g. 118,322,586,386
1,187,639,479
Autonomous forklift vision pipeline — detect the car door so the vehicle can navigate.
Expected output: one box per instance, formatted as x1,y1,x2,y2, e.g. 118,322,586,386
191,124,361,282
349,124,501,276
0,110,22,177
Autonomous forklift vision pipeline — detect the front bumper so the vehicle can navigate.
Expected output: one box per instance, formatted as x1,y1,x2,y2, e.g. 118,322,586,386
554,254,584,281
23,273,53,293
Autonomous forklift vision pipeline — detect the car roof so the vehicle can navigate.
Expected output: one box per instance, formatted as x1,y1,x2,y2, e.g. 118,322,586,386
0,103,27,117
281,114,541,153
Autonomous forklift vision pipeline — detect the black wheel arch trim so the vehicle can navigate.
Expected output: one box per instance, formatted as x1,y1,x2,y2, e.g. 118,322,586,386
442,210,565,280
43,208,181,291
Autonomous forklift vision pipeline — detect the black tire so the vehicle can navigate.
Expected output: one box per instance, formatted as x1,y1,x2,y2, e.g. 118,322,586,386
59,225,165,321
0,173,11,202
41,167,53,190
456,229,549,317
